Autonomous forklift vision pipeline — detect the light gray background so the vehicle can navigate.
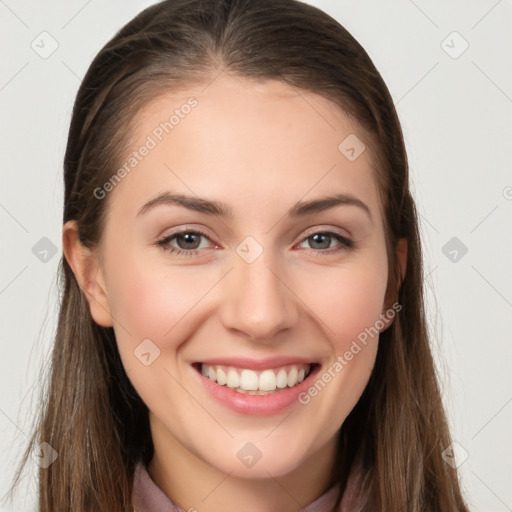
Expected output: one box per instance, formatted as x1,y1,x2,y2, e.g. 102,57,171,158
1,1,511,511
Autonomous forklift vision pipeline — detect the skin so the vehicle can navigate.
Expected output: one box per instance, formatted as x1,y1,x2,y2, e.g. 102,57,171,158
63,74,406,512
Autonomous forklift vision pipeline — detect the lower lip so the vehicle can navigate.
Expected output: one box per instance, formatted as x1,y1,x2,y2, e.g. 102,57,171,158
193,365,320,416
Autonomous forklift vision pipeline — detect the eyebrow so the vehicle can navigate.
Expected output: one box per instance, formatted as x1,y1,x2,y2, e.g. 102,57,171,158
137,191,372,221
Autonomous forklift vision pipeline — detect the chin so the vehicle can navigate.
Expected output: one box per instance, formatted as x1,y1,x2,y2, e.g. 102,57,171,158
194,433,318,479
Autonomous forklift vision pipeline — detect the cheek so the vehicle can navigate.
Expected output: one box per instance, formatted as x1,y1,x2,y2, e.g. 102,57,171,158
293,252,387,420
106,255,208,341
104,257,208,414
298,257,388,346
104,252,224,383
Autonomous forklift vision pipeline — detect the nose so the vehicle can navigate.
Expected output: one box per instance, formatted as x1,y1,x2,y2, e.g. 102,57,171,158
218,248,300,342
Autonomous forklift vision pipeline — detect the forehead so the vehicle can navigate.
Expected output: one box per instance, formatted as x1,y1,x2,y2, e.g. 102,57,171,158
108,74,382,223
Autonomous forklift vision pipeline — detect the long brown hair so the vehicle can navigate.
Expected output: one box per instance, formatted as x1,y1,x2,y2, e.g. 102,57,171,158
8,0,470,510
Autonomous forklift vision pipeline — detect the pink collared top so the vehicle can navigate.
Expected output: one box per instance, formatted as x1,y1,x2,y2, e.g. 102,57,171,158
132,461,363,512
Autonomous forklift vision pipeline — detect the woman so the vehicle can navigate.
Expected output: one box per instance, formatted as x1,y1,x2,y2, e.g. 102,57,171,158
9,0,470,510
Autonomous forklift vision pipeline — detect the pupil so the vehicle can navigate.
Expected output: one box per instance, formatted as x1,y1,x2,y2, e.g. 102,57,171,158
311,233,330,249
178,233,200,249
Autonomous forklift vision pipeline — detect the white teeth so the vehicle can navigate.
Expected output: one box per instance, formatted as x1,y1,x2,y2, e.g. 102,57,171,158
226,369,240,388
276,368,288,389
287,366,298,387
216,368,227,386
200,363,312,393
239,369,259,391
259,370,277,391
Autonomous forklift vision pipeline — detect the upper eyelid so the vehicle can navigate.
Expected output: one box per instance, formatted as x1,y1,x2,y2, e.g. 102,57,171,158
300,225,351,240
158,225,215,241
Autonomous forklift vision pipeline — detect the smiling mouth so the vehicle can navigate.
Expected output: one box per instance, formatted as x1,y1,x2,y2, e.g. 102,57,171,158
193,363,317,395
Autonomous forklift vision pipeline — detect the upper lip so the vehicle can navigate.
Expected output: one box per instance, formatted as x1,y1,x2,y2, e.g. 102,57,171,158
194,356,318,371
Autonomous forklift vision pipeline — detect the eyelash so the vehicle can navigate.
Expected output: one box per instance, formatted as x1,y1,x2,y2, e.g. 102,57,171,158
156,228,354,257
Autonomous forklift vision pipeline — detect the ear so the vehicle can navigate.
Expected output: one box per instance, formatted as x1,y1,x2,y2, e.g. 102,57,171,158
62,221,113,327
395,237,407,284
380,237,407,332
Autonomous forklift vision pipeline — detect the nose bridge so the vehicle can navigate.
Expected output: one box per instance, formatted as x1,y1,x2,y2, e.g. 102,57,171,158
219,245,299,340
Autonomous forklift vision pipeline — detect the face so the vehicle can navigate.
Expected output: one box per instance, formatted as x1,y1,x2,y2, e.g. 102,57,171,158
83,74,394,478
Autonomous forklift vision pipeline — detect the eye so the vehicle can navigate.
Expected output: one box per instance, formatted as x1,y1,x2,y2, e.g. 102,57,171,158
156,228,353,258
156,229,215,256
297,231,353,254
